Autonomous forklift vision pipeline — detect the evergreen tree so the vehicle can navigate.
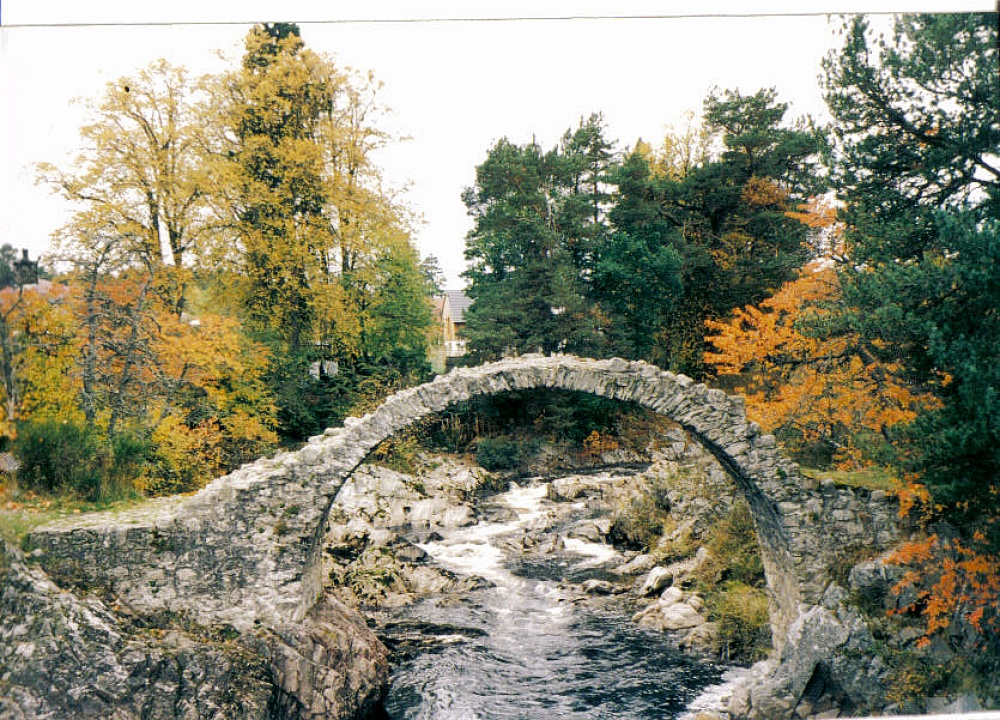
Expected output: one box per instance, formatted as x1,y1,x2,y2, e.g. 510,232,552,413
593,148,684,363
462,134,605,359
692,88,824,310
823,13,1000,518
595,90,824,374
553,114,616,276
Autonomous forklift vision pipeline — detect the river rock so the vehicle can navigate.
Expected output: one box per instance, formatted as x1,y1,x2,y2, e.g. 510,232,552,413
566,518,611,543
267,595,389,719
614,553,656,575
680,621,720,655
548,475,592,501
524,510,558,534
333,461,487,533
640,566,674,596
419,459,492,500
397,564,459,595
634,592,705,632
368,528,397,547
493,532,530,553
582,579,615,595
533,533,565,554
661,547,710,588
393,541,429,564
336,465,425,522
1,540,391,720
407,498,475,528
660,585,684,605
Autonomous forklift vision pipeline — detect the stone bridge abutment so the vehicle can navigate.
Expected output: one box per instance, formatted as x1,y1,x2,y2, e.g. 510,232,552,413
28,355,899,653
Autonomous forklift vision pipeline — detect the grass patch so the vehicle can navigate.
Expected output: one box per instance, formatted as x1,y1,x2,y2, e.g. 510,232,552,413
707,581,772,664
0,493,68,546
0,487,145,547
801,466,898,492
693,501,772,663
693,500,765,589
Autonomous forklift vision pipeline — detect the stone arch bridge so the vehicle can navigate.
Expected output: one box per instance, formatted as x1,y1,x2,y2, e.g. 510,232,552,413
29,355,898,711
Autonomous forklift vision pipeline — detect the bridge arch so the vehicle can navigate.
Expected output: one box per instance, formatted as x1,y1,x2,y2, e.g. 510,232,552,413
298,354,821,644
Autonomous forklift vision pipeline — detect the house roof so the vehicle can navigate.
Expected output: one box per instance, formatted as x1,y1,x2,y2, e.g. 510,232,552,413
0,278,66,299
445,289,472,324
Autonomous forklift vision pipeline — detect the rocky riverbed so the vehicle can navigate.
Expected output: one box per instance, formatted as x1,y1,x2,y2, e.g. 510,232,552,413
319,431,994,719
315,430,757,717
322,452,733,648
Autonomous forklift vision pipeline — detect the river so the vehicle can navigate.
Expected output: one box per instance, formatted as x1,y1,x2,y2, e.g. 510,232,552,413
379,480,736,719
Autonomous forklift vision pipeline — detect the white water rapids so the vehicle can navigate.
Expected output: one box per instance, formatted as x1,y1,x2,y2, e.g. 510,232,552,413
381,479,741,719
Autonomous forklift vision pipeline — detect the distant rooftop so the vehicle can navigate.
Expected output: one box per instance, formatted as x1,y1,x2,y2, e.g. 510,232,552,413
445,289,472,324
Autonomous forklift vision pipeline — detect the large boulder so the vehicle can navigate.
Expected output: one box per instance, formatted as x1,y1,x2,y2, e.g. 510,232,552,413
634,586,708,632
639,565,674,596
0,543,272,719
727,586,888,720
267,596,389,719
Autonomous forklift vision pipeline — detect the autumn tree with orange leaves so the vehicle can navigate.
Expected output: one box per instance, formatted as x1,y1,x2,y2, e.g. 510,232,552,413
705,261,932,469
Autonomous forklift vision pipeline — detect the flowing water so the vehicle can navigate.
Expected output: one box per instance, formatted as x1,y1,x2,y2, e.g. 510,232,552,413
381,481,732,719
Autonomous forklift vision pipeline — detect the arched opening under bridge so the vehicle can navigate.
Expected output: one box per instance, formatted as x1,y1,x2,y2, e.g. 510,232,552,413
300,355,826,647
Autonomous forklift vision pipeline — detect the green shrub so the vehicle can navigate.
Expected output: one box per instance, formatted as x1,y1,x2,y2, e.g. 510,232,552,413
14,420,104,499
475,436,538,472
12,421,148,502
709,581,772,663
108,430,152,496
369,428,424,475
609,489,671,551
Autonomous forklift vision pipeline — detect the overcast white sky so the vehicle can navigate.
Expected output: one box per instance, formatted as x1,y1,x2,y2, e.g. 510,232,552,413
0,1,991,286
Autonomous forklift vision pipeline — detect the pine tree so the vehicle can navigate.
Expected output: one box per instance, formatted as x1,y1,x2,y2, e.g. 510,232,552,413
462,135,605,359
594,89,824,374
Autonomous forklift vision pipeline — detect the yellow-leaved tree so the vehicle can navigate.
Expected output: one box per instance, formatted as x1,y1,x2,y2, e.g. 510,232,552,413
0,282,81,438
151,311,278,493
